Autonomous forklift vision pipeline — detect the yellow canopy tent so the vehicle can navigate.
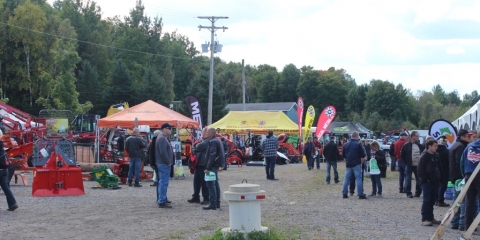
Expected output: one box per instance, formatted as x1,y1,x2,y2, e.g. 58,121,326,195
208,111,298,135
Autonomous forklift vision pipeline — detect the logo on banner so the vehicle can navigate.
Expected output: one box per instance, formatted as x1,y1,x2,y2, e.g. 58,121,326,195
258,121,266,126
298,99,304,109
325,107,335,117
183,95,204,140
429,119,457,149
315,105,337,139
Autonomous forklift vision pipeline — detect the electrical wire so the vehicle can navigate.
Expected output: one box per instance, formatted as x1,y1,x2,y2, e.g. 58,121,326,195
0,21,205,62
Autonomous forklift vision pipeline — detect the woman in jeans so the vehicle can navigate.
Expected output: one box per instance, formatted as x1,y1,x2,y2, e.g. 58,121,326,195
369,141,386,197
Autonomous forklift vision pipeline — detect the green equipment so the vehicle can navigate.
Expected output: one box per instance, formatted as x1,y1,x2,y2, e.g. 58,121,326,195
90,166,120,189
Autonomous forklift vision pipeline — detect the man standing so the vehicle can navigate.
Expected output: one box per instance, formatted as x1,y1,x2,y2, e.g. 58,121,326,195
401,131,424,198
463,129,480,231
117,132,125,156
313,137,322,170
449,129,473,230
395,132,408,193
418,139,441,226
342,131,367,199
147,130,161,188
155,123,174,208
125,128,147,187
389,140,396,171
435,136,450,207
304,137,315,170
324,136,340,184
188,127,210,205
0,139,18,211
203,128,225,210
262,130,279,180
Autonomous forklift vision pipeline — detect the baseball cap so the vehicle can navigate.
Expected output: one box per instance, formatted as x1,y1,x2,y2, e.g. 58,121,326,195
458,129,473,137
160,123,174,129
399,132,408,136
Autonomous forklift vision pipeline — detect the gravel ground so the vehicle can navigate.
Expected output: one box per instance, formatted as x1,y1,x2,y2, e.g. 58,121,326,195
0,162,477,240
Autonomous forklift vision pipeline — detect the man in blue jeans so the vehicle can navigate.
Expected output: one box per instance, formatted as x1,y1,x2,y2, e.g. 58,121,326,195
400,131,424,198
323,136,340,184
395,133,408,193
342,131,367,199
203,128,225,210
262,130,279,180
125,128,147,187
155,123,175,208
0,139,18,211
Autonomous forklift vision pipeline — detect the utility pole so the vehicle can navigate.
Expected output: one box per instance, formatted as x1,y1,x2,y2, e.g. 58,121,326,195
242,59,245,111
198,16,228,125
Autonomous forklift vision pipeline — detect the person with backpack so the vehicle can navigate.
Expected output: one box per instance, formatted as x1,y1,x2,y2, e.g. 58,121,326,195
0,133,19,211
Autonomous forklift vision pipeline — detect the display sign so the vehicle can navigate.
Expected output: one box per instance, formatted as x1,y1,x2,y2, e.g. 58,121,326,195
46,118,69,136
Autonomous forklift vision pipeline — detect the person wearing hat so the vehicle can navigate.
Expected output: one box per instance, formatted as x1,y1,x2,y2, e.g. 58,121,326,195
400,130,424,198
125,128,147,187
155,123,174,208
261,130,279,180
449,129,473,230
435,136,450,207
395,132,409,193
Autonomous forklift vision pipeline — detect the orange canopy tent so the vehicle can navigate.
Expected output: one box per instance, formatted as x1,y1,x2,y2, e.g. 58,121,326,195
97,100,200,129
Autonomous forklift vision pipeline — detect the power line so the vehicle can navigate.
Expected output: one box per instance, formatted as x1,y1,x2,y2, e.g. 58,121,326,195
0,21,205,62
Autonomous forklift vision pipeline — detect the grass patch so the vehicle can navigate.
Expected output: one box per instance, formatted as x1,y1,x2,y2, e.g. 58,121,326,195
163,229,191,239
199,227,296,240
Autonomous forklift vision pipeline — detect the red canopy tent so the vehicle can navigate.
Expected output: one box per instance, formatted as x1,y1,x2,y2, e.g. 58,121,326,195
97,100,199,129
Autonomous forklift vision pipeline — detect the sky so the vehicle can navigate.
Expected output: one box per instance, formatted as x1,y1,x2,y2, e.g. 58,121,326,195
48,0,480,98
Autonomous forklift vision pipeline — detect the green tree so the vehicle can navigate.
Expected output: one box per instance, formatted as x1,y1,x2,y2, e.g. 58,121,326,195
255,64,279,102
432,84,447,105
106,59,134,105
278,64,300,102
8,0,47,106
77,60,100,112
141,66,167,105
346,83,368,113
296,66,319,105
316,67,356,119
365,80,401,120
446,90,461,105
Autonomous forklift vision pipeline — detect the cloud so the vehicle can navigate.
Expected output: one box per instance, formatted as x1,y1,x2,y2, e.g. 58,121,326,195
446,45,465,55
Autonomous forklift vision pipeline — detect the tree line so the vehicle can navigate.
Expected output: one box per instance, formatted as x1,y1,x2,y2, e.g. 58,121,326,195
0,0,478,135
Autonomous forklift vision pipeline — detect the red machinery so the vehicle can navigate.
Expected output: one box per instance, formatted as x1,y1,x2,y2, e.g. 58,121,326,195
31,138,85,197
277,134,302,163
0,102,46,145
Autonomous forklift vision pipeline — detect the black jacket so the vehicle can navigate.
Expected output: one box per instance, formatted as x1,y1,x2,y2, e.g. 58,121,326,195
125,136,147,159
449,139,469,182
400,142,424,167
373,149,386,168
418,151,441,184
195,138,210,167
206,137,225,171
147,136,157,167
389,143,395,157
117,136,125,152
436,144,449,182
323,141,340,162
364,144,371,160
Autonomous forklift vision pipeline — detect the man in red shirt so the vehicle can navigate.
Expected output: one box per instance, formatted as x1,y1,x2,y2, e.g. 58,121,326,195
313,137,322,170
395,132,408,193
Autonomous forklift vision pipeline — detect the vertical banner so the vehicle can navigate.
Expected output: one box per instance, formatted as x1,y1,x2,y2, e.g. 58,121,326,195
183,95,204,140
303,105,316,142
428,119,458,149
297,97,304,144
315,106,337,139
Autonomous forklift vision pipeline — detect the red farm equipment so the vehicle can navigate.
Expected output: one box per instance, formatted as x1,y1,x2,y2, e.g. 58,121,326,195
277,134,302,163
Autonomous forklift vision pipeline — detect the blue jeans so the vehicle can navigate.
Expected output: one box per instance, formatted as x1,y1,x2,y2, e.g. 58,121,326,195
326,161,339,183
315,155,321,169
265,156,276,179
405,165,421,196
156,164,171,204
342,164,364,196
398,161,405,191
370,174,382,195
306,155,314,168
450,188,466,228
390,155,396,171
421,182,438,222
127,158,142,183
0,169,17,209
206,169,221,208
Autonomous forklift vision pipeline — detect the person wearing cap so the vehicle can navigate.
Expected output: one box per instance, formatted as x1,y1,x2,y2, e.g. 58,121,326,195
395,132,408,193
462,129,480,231
155,123,174,208
400,130,424,198
435,136,450,207
261,130,279,180
448,129,473,230
125,128,147,187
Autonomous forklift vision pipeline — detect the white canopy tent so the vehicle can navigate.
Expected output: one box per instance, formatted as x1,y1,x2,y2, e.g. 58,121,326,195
452,100,480,131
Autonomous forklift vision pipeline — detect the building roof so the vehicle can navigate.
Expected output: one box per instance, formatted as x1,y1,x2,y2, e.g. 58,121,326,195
225,102,296,111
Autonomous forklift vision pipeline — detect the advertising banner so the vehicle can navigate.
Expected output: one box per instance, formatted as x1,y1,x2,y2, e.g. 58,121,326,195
184,95,204,140
297,97,304,145
303,105,316,142
428,119,458,149
315,106,337,139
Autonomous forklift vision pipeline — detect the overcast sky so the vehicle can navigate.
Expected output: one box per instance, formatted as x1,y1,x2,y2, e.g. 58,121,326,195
48,0,480,98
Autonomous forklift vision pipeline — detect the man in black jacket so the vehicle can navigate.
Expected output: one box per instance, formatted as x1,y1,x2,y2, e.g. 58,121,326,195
448,129,473,230
324,136,340,184
400,131,424,198
203,128,225,210
188,127,210,205
418,139,441,226
125,128,147,187
435,136,450,207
